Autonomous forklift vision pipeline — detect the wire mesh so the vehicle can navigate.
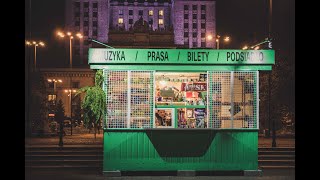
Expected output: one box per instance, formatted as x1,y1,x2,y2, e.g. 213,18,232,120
130,71,154,128
105,70,128,128
208,71,258,129
235,72,257,128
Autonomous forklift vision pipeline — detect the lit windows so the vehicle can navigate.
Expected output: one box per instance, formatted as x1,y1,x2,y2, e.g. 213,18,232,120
149,10,153,16
158,19,163,25
159,10,163,16
118,18,124,24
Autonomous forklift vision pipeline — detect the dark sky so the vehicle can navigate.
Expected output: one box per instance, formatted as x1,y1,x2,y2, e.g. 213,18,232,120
25,0,295,68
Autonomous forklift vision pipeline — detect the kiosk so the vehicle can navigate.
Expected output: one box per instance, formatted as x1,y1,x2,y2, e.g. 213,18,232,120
88,48,274,175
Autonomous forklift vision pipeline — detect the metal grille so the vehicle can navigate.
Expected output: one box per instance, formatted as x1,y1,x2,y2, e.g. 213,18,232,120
105,70,128,128
208,71,258,129
130,71,154,128
208,72,231,128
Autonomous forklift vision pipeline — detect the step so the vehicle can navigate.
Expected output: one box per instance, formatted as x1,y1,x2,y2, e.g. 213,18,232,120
258,147,295,151
25,150,103,156
258,151,295,155
258,155,295,160
25,146,103,152
25,165,103,173
25,154,103,160
258,160,295,166
259,166,295,169
25,159,102,166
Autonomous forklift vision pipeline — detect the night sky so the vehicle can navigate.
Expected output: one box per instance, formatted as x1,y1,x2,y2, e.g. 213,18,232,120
25,0,295,68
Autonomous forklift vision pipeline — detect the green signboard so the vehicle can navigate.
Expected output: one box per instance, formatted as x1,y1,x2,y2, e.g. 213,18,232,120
88,48,275,65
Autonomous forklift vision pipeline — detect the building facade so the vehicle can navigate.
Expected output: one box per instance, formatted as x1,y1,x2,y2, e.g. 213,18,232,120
42,68,95,120
65,0,216,66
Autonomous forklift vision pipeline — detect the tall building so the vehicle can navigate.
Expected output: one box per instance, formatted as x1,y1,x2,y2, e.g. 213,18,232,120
65,0,216,66
172,0,216,48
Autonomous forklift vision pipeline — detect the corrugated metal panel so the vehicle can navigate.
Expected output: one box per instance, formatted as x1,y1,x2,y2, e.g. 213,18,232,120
103,131,258,171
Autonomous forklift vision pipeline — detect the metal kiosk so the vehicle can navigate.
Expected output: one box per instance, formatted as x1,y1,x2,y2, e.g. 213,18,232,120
88,48,275,176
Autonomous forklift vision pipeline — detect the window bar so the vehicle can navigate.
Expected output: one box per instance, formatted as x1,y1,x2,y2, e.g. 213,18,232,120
230,71,234,129
103,69,108,129
127,70,131,128
152,71,156,128
242,74,245,128
256,71,259,129
207,71,210,128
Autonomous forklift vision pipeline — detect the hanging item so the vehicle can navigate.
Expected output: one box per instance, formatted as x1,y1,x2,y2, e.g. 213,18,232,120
181,83,207,91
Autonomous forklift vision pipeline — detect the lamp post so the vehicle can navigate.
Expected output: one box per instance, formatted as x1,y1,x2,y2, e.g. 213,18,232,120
57,31,83,68
25,40,45,71
65,89,77,135
57,31,82,135
47,79,62,102
268,0,276,148
209,35,230,49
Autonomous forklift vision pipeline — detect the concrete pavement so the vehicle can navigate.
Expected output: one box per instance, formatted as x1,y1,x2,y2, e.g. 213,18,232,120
25,169,295,180
25,133,295,147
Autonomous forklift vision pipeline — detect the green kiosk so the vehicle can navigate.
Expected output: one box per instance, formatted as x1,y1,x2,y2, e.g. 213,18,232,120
88,48,275,176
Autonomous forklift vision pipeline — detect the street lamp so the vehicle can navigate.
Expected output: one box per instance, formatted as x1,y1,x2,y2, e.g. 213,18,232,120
57,31,83,68
65,89,77,135
215,35,230,49
206,34,230,49
47,79,63,100
26,40,45,71
242,46,249,50
57,31,82,135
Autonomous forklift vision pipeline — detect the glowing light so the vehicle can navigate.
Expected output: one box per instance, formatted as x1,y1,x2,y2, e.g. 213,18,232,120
224,36,230,42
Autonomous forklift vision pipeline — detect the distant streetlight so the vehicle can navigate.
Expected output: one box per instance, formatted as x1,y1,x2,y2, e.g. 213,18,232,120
26,40,45,71
47,79,63,98
254,46,260,50
65,89,77,135
242,46,249,50
206,34,230,49
56,31,83,68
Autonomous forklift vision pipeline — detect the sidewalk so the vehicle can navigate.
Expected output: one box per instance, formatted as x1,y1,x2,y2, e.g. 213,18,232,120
25,133,295,147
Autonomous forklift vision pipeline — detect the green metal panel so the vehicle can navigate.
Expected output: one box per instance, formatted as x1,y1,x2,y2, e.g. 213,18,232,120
91,65,272,71
89,49,275,65
103,130,258,171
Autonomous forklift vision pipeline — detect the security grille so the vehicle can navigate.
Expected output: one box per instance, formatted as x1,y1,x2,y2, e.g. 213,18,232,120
208,71,258,129
105,70,128,128
130,71,154,128
104,70,154,129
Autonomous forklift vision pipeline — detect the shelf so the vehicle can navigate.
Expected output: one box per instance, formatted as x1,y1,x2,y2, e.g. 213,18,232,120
130,117,151,119
156,105,206,109
212,102,254,106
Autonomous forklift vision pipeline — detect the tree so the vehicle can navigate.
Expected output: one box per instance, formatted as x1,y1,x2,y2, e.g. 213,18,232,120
29,73,48,136
75,70,106,139
73,96,82,127
259,49,295,134
55,99,65,147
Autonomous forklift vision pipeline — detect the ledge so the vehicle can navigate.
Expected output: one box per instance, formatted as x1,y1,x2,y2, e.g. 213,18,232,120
104,128,259,132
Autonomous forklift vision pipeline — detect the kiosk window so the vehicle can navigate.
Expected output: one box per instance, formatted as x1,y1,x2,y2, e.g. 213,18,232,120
105,70,154,129
104,70,258,129
155,72,208,128
208,71,258,129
